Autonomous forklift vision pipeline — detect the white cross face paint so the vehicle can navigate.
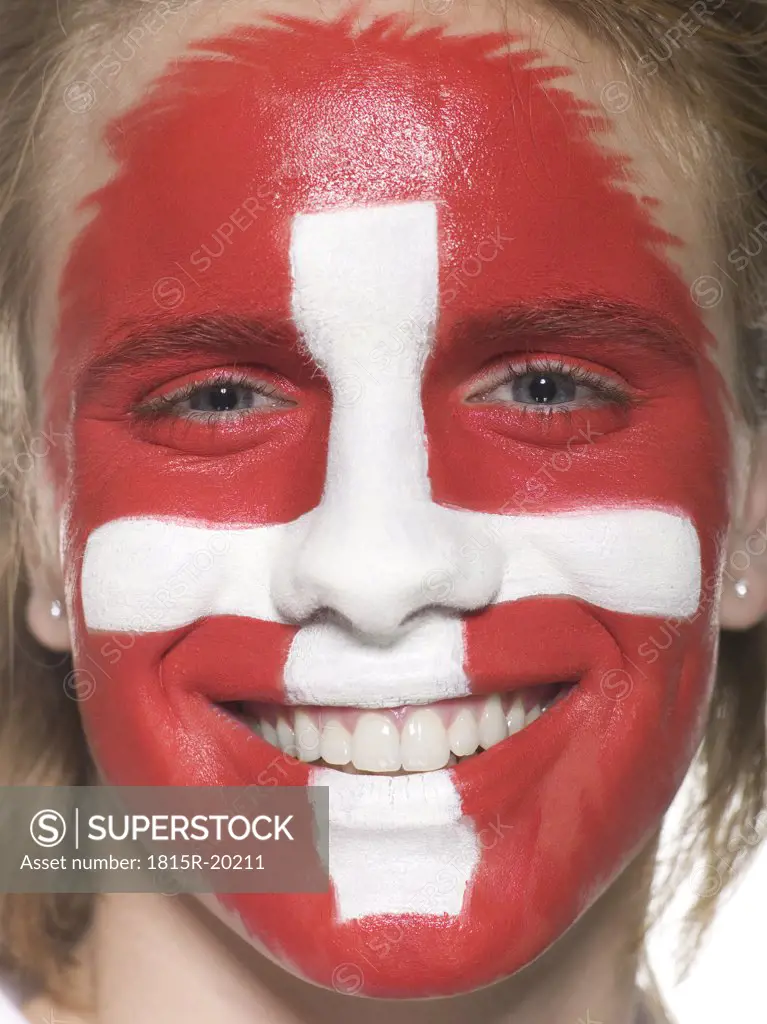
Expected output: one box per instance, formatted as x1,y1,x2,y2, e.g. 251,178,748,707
80,203,702,712
52,18,731,1001
81,508,701,638
76,201,709,947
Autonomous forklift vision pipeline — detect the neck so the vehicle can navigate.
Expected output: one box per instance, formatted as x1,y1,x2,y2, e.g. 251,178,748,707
26,836,658,1024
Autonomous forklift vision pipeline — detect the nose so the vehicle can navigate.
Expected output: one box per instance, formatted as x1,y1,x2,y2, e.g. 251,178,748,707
274,480,502,640
274,452,504,640
272,200,504,639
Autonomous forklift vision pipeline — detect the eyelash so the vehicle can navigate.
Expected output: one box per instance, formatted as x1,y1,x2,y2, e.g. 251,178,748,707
132,355,632,432
472,356,633,412
133,370,283,425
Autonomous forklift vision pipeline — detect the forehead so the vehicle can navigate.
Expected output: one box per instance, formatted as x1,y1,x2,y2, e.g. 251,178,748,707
43,2,728,402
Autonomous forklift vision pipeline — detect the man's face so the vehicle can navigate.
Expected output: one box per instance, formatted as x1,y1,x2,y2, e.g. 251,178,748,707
45,4,731,999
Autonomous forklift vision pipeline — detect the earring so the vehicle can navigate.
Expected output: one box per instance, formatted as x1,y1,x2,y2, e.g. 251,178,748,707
734,578,749,599
50,599,65,620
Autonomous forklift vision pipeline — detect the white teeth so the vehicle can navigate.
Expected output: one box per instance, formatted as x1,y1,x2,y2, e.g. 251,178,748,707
249,689,557,772
447,708,479,757
261,720,278,746
352,712,401,773
320,718,352,766
478,694,507,750
276,715,296,756
401,708,450,771
506,696,525,736
295,709,321,762
525,704,541,726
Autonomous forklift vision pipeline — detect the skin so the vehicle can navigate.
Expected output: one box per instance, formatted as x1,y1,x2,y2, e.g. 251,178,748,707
20,0,767,1021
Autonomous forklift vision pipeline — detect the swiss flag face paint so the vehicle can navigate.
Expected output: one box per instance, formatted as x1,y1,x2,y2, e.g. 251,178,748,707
50,15,730,997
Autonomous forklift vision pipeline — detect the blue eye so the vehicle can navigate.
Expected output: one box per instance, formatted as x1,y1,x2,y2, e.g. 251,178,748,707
467,359,629,412
511,372,577,406
188,383,259,413
136,372,293,424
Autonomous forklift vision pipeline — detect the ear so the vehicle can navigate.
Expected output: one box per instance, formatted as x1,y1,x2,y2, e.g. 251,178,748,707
720,427,767,630
25,575,72,652
21,495,72,653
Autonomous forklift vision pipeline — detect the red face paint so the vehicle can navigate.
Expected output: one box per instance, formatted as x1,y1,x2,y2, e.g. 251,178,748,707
49,14,730,997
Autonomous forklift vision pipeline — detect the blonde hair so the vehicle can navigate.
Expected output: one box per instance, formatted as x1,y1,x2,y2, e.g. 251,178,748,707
0,0,766,997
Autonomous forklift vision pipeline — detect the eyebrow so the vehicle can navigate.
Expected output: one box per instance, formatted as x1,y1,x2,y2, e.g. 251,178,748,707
77,313,299,396
78,296,704,396
451,297,704,361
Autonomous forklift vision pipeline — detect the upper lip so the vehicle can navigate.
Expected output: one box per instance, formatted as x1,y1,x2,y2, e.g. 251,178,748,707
238,681,574,711
164,598,612,708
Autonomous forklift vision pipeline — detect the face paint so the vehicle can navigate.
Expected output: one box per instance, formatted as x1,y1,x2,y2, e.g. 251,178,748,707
49,13,730,998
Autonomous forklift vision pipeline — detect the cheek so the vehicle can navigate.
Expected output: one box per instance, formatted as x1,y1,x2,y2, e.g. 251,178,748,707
422,335,731,854
66,404,330,531
426,372,731,584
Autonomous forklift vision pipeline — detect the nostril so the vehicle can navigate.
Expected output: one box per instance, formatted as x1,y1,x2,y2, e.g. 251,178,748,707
331,593,425,643
276,541,443,635
296,608,407,647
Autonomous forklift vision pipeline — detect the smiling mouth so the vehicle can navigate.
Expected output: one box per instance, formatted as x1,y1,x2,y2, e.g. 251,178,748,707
223,684,573,776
